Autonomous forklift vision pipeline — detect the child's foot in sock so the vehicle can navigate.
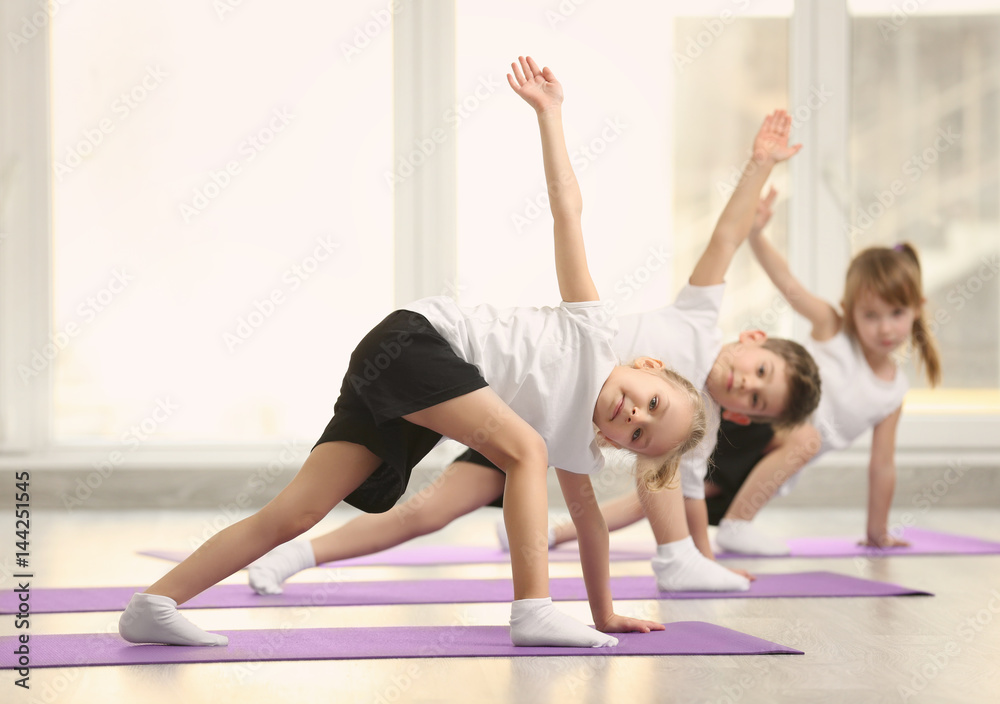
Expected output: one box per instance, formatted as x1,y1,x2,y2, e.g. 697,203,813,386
716,518,790,556
509,597,617,647
119,593,228,646
496,514,556,553
651,536,750,591
248,541,316,595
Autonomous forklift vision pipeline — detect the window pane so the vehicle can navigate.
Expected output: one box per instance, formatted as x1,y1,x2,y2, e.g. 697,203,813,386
455,1,677,314
672,14,791,336
456,0,791,332
51,2,393,443
850,9,1000,391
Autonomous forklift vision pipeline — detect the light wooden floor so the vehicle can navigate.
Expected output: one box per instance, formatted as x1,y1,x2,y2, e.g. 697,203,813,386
4,506,1000,704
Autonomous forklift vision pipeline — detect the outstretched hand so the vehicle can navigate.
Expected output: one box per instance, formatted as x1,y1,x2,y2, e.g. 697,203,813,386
507,55,563,113
751,187,778,233
753,110,802,164
597,613,667,634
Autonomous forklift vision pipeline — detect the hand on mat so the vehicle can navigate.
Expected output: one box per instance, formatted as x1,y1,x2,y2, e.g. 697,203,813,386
507,55,563,113
727,566,757,582
750,187,777,234
597,613,666,634
858,534,910,549
752,110,802,164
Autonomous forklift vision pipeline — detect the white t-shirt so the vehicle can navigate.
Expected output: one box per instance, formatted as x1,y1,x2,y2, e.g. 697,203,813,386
402,296,619,476
613,283,725,499
807,329,909,458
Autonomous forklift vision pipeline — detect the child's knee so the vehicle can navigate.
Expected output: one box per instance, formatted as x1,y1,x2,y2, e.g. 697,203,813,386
484,430,548,474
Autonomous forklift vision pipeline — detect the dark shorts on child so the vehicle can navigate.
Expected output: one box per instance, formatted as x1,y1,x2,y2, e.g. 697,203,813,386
705,419,776,525
313,310,489,513
452,447,506,508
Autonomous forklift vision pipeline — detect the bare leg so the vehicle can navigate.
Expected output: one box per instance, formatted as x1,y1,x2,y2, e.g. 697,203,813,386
717,423,820,556
147,441,380,604
309,461,505,563
639,481,749,592
402,387,550,601
637,480,690,545
722,424,820,521
551,490,645,546
402,388,613,646
119,441,381,645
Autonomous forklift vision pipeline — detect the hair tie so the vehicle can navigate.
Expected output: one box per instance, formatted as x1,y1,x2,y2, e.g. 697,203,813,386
893,243,905,252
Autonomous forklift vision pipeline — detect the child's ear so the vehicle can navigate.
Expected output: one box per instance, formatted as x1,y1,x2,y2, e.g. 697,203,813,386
722,409,753,426
633,356,665,371
738,330,767,346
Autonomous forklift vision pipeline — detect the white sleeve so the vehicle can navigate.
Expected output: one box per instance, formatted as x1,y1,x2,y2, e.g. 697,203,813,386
560,299,618,344
678,405,720,499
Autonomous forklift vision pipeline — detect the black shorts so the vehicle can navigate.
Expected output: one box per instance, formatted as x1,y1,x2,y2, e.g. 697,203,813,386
314,310,489,513
452,447,506,508
705,419,776,525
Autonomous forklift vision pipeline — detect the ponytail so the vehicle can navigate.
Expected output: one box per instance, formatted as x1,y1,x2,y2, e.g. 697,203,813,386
911,309,942,387
896,243,941,387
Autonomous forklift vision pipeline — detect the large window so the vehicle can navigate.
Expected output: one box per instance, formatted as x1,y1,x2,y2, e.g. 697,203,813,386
849,1,1000,406
49,1,393,444
672,10,792,336
455,0,676,314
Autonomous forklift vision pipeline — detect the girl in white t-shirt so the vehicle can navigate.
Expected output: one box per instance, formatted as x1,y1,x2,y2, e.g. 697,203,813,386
711,237,942,554
117,56,706,650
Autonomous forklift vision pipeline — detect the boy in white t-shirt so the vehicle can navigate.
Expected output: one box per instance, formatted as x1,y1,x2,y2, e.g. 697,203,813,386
248,111,822,596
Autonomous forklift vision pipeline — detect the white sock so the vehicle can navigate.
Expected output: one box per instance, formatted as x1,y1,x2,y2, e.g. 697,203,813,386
248,541,317,595
119,592,228,646
496,513,556,553
651,537,750,592
716,518,790,556
509,597,618,648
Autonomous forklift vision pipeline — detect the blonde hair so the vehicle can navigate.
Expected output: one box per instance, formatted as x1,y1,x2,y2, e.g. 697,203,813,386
626,367,708,492
842,243,941,387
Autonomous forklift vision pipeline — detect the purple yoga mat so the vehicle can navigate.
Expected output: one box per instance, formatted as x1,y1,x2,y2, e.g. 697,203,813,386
0,572,930,615
714,527,1000,559
0,622,802,668
138,528,1000,568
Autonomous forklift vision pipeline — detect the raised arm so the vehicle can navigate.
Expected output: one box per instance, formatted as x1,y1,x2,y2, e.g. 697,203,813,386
689,110,801,288
508,56,598,303
746,198,840,341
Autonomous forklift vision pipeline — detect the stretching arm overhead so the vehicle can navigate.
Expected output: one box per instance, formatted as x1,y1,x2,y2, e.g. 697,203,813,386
508,55,597,303
689,110,801,288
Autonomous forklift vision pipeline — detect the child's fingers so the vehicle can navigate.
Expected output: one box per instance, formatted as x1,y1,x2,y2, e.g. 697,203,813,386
526,55,543,77
763,186,778,205
511,61,526,86
518,55,533,81
506,73,519,92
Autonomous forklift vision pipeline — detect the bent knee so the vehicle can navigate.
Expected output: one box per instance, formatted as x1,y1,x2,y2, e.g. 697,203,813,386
482,430,548,474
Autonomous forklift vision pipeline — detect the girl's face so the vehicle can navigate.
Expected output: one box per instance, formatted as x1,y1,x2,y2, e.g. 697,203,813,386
851,290,918,355
593,359,695,458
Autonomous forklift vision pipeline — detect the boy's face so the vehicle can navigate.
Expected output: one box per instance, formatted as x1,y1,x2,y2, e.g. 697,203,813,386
593,358,695,458
705,331,789,421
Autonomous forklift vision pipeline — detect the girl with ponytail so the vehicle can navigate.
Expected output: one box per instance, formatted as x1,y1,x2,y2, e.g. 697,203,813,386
708,231,942,555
